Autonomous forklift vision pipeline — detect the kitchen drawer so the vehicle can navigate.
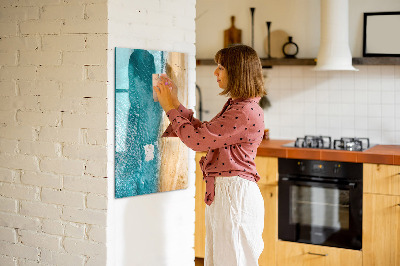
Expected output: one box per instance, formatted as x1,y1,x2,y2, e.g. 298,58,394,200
276,241,362,266
364,164,400,196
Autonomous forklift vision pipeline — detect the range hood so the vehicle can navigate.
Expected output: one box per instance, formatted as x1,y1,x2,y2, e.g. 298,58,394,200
314,0,358,71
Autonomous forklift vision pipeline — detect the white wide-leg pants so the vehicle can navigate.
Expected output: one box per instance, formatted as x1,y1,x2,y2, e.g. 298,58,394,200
205,176,265,266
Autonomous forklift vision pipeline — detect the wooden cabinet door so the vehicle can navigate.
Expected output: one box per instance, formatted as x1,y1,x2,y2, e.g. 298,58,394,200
259,185,278,266
276,241,362,266
255,156,278,186
195,152,207,258
363,193,400,266
364,164,400,196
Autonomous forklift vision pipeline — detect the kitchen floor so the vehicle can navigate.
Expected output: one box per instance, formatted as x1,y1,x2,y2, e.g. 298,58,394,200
195,257,204,266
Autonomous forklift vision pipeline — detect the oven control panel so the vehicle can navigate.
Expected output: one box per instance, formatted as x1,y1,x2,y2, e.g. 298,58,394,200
281,158,362,180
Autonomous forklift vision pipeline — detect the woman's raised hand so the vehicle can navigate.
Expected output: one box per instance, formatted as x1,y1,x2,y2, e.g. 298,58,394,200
159,75,180,108
153,75,175,113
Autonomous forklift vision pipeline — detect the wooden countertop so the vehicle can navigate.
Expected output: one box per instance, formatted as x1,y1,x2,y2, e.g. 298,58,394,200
256,139,400,165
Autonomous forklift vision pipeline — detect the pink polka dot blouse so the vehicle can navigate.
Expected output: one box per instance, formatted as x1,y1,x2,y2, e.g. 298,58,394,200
162,97,265,205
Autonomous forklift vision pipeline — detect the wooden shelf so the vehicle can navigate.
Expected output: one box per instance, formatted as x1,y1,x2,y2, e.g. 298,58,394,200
260,58,316,67
196,57,400,67
196,58,315,68
352,57,400,65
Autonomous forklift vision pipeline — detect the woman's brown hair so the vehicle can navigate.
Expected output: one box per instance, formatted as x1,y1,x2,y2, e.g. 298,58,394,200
214,44,266,99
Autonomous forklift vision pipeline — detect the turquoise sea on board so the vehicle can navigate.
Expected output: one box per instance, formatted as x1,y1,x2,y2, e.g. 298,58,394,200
114,47,166,198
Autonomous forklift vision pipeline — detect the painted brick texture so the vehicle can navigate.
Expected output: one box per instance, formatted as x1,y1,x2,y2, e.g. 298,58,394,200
107,0,197,265
0,0,108,265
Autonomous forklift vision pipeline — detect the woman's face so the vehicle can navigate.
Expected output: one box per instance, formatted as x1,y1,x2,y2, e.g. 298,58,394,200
214,64,228,89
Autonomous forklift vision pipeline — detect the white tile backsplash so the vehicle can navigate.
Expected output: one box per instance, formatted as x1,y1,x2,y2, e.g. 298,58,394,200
382,78,395,91
395,118,400,131
355,104,368,117
382,105,395,118
354,117,368,130
381,66,395,77
382,117,396,131
341,89,355,104
341,104,355,116
367,77,382,91
368,117,382,131
304,102,316,115
367,104,382,118
196,65,400,144
367,91,381,105
382,90,395,104
396,80,400,93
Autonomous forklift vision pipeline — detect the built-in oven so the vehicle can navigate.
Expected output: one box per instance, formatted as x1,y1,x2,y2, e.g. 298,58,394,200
278,158,363,250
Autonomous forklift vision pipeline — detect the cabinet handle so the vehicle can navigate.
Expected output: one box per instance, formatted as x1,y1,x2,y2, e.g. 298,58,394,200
307,252,328,256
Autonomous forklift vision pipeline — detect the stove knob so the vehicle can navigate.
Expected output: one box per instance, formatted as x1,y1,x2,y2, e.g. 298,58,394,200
298,161,305,171
334,164,341,174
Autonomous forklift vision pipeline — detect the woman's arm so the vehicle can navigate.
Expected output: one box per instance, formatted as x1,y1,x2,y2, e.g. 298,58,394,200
164,107,249,152
154,75,252,152
161,103,203,137
154,76,202,137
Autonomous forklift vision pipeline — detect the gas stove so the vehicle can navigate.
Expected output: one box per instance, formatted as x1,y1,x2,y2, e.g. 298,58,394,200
283,135,373,151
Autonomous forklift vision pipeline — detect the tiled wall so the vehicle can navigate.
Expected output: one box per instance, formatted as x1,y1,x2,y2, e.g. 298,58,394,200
196,65,400,145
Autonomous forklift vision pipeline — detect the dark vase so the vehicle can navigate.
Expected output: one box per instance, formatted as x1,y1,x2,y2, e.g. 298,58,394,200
282,36,299,58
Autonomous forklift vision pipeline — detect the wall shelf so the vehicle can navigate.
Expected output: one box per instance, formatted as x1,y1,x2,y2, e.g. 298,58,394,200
352,57,400,65
196,57,400,67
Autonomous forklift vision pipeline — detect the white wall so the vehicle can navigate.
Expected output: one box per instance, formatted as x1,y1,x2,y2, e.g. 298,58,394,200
196,0,400,58
0,1,108,265
196,0,400,145
107,1,197,266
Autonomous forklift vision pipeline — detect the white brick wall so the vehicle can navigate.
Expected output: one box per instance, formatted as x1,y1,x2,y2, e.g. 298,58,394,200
107,0,196,265
0,0,108,265
1,0,197,264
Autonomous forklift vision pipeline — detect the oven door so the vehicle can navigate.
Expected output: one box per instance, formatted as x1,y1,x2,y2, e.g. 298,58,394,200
278,176,362,250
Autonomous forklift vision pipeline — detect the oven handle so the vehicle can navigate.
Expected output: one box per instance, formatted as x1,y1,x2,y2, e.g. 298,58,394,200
280,177,357,189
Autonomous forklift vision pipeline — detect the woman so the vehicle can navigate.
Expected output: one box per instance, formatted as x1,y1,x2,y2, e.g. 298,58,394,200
154,44,266,266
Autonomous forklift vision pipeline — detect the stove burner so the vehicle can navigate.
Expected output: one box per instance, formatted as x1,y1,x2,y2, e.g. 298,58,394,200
295,135,332,149
333,137,370,151
286,136,372,151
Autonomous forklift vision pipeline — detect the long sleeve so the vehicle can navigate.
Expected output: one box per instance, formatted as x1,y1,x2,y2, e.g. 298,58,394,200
161,104,202,137
164,105,249,152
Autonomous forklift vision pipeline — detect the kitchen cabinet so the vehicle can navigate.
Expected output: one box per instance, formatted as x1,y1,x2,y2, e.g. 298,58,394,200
255,157,278,266
259,184,278,266
363,163,400,266
195,152,207,258
195,157,400,265
254,156,278,186
363,193,400,266
363,163,400,196
194,154,279,265
276,241,362,266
